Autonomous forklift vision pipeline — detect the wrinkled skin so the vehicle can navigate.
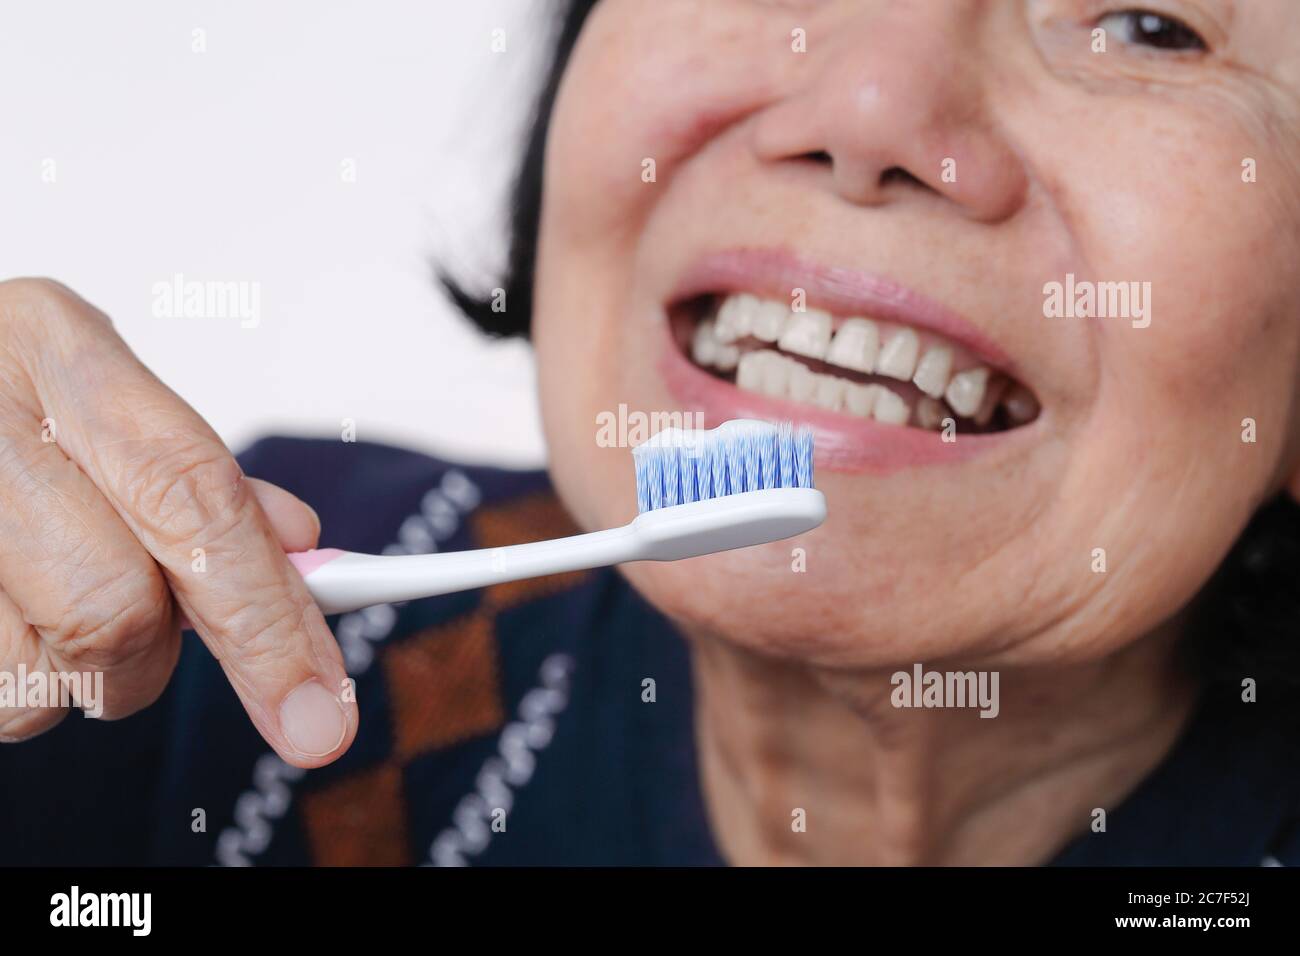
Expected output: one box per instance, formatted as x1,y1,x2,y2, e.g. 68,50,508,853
0,279,355,766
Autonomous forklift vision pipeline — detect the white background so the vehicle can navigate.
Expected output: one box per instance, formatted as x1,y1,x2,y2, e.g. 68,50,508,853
1,0,552,467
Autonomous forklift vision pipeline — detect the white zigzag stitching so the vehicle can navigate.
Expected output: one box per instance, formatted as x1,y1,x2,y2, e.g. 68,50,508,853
426,652,575,867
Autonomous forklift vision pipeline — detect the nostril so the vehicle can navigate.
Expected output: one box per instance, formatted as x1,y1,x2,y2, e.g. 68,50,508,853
799,150,833,165
880,166,925,189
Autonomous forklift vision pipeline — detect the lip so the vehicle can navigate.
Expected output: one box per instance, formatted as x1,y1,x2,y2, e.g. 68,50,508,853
659,248,1036,474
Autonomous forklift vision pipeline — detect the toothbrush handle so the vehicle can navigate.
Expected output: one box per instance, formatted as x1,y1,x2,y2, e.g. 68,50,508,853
286,524,642,616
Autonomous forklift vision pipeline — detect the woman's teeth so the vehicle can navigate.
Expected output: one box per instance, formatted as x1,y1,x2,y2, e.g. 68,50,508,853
874,326,919,381
690,321,740,371
911,344,953,398
735,350,916,425
688,293,1039,433
945,367,989,418
823,316,878,372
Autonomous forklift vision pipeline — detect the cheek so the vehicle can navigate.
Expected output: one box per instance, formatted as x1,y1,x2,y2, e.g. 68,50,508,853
1002,204,1300,665
541,0,785,252
542,7,686,249
1042,94,1300,490
534,1,782,531
532,313,630,533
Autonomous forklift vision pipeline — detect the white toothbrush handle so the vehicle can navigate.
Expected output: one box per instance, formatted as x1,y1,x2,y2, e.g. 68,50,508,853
289,487,825,616
290,525,641,615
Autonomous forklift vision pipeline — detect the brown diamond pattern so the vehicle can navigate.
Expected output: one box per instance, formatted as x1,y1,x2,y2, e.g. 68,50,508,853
296,491,590,865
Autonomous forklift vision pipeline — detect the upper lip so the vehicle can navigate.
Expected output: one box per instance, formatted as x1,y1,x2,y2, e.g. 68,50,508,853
667,247,1020,380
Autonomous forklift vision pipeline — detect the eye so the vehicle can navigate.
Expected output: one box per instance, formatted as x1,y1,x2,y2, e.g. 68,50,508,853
1097,9,1208,52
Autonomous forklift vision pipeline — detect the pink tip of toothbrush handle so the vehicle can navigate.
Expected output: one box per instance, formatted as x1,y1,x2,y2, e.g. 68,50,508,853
287,548,348,577
179,548,347,631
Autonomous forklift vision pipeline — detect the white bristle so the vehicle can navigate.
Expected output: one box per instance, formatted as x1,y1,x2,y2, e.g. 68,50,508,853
632,419,814,513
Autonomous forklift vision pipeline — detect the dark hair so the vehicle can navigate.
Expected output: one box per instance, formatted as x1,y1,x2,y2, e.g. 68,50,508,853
441,0,1300,688
439,0,599,338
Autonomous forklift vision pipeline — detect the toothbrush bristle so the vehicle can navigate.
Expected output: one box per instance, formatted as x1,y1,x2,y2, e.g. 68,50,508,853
632,419,815,513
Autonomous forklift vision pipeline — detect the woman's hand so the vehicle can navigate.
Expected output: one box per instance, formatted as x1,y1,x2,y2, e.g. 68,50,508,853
0,278,356,766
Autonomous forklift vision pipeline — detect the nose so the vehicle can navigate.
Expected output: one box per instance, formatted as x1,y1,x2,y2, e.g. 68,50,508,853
753,3,1028,223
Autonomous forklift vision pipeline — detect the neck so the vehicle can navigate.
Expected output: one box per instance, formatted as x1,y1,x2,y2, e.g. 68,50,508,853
688,628,1197,866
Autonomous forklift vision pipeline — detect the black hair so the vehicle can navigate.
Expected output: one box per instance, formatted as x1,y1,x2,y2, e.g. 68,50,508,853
439,0,599,338
441,0,1300,689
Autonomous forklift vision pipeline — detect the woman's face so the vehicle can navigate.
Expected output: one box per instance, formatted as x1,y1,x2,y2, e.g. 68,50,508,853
532,0,1300,668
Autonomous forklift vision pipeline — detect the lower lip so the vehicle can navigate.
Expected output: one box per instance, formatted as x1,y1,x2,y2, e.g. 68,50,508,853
656,320,1022,474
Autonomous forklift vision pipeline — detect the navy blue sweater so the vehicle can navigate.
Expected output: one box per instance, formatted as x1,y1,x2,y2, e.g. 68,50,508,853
2,436,1297,866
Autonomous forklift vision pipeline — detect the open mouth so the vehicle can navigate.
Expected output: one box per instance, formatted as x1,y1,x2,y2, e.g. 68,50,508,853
671,293,1040,436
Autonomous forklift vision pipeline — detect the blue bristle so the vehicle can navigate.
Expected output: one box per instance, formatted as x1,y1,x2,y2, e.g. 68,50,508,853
633,421,815,513
647,449,663,510
635,456,650,513
777,422,794,488
679,447,698,504
794,428,814,488
710,440,726,498
696,442,713,501
758,428,777,490
742,430,760,492
663,445,681,507
724,432,743,495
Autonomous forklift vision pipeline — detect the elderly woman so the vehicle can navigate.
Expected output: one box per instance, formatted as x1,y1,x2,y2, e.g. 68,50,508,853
2,0,1298,867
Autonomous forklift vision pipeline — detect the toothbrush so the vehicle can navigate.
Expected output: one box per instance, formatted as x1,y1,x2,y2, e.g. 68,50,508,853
287,419,826,615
